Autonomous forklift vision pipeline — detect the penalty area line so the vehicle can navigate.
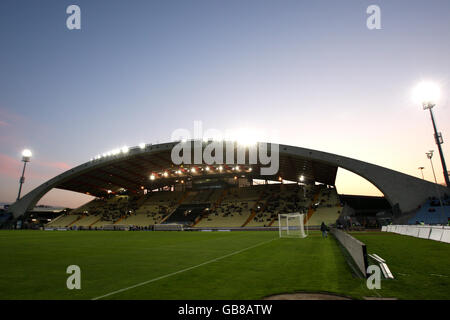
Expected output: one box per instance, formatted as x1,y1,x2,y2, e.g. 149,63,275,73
91,237,276,300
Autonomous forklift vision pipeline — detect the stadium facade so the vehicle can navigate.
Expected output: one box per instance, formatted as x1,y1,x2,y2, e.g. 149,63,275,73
7,141,449,224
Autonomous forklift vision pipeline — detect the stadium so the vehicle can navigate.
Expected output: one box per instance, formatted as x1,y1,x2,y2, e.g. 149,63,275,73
1,0,450,307
1,140,449,300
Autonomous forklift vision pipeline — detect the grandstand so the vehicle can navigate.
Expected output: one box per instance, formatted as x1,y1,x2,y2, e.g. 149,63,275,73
407,198,450,225
44,183,342,230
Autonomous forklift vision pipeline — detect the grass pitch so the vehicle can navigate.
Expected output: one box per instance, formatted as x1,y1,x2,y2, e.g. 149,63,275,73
0,230,448,300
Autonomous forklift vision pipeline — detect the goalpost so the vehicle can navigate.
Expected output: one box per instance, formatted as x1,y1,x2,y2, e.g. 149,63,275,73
278,213,308,238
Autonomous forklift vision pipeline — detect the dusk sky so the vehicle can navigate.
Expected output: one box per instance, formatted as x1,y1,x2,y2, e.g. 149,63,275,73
1,0,449,208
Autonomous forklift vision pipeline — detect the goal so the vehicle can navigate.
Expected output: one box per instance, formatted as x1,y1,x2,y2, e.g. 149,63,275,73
278,213,307,238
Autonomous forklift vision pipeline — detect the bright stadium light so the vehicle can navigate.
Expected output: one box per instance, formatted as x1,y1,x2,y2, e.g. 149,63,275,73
413,81,449,187
227,128,260,147
22,149,32,161
412,81,441,109
17,149,33,201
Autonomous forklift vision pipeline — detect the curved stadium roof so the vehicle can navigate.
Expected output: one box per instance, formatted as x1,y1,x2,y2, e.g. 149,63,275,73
56,141,338,198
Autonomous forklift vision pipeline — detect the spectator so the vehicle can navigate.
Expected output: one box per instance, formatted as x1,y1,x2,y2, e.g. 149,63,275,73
320,222,328,238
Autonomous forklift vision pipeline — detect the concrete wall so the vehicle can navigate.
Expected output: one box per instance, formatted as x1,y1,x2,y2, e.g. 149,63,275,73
331,228,368,277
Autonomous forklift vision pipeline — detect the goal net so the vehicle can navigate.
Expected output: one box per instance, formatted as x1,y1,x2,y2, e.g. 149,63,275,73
278,213,307,238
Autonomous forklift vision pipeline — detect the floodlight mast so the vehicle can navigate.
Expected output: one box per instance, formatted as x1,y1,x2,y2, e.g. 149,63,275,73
426,151,446,223
17,149,32,201
423,100,450,188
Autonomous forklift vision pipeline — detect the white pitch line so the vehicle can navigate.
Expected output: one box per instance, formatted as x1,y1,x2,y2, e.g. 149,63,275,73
91,238,276,300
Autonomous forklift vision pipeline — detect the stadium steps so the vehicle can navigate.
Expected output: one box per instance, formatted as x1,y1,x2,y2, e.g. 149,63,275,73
113,216,125,225
159,191,190,223
47,214,81,227
73,214,101,227
241,190,268,227
307,207,341,226
242,190,270,227
89,217,102,227
305,191,321,223
267,216,277,227
45,213,66,226
165,203,210,225
135,194,147,207
67,215,84,227
192,189,228,227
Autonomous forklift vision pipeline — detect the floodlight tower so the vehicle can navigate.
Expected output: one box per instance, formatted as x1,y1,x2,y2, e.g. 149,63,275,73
413,81,450,187
427,151,446,222
17,149,32,201
426,151,438,184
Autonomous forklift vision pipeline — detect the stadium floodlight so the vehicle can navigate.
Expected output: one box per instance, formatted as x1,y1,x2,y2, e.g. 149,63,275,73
426,151,438,183
17,149,32,201
278,213,307,238
426,151,446,223
22,149,32,162
412,81,441,109
413,81,449,187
